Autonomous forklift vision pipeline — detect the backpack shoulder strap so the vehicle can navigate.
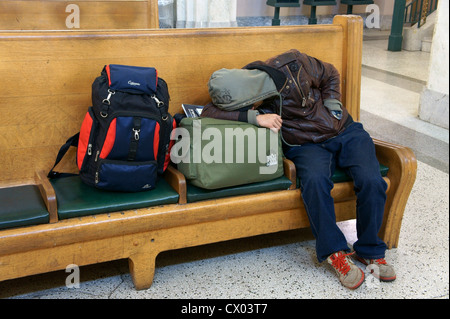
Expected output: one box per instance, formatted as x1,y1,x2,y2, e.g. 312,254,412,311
47,132,79,178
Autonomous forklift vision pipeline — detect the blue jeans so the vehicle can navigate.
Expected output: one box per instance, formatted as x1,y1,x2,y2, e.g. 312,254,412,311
284,122,388,262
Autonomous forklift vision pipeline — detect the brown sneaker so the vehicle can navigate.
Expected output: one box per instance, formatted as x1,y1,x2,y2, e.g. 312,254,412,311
327,251,365,289
354,255,397,282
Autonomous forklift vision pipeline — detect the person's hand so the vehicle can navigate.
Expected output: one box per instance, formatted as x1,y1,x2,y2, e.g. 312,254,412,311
256,114,282,133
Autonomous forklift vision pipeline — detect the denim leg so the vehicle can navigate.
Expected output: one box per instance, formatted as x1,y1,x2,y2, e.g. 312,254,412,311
335,123,388,259
285,144,350,262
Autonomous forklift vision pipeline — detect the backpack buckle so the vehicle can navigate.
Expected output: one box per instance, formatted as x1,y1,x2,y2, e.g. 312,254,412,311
102,89,115,106
151,94,164,107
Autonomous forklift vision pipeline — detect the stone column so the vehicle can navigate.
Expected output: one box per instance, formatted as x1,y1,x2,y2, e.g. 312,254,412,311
419,0,449,129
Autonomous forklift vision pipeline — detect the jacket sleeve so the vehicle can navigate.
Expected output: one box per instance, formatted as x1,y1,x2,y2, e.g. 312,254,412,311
202,102,260,126
202,102,239,121
303,53,341,102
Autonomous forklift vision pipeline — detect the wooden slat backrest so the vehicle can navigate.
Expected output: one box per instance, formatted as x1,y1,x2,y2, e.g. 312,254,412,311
0,0,159,30
0,15,363,185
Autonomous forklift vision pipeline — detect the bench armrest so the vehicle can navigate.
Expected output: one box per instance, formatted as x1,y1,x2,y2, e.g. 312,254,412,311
283,158,297,189
163,165,187,204
34,171,58,223
373,138,417,248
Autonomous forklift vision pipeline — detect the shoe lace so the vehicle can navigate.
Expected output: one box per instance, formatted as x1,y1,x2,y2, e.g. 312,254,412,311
375,258,387,265
330,251,354,276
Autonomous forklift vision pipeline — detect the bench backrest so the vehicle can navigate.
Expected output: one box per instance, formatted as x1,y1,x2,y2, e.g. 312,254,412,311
0,15,363,186
0,0,159,30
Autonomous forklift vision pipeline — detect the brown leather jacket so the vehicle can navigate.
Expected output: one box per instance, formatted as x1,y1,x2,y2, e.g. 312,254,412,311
202,49,352,146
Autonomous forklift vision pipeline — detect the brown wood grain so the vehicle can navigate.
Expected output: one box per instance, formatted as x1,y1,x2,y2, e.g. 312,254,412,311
0,0,159,30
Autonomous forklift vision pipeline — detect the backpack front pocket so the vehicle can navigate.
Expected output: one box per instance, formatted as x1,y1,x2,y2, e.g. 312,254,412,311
96,159,158,192
100,115,160,162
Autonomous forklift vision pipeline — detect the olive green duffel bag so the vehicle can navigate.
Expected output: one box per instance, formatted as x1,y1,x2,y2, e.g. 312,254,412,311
172,117,284,189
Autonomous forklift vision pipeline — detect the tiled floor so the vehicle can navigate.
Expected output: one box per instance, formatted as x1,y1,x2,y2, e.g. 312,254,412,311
1,36,448,300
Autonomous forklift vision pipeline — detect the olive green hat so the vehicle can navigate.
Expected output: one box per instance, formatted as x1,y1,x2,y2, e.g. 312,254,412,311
208,68,279,111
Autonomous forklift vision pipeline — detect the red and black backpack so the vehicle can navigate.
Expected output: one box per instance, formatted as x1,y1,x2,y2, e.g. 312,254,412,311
49,64,176,192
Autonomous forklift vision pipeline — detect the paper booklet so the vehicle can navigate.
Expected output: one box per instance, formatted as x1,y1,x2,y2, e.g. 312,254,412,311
182,104,204,118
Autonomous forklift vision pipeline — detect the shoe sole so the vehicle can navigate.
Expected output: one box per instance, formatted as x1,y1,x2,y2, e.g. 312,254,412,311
354,255,397,282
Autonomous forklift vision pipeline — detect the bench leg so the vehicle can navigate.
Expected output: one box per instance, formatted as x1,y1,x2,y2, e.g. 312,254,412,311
128,252,157,290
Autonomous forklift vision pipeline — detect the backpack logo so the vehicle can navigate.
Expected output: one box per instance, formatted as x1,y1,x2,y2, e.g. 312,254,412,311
128,80,141,86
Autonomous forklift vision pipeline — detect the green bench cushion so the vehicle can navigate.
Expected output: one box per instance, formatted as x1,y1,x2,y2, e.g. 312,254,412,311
50,176,179,220
185,164,388,203
297,164,389,187
186,175,293,203
334,164,389,182
0,185,49,230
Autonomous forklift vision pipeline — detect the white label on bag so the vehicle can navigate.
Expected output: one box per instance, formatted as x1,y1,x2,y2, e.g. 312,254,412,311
266,153,278,167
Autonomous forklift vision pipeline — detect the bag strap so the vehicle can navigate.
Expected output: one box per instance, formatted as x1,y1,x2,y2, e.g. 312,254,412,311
128,117,141,161
47,132,79,179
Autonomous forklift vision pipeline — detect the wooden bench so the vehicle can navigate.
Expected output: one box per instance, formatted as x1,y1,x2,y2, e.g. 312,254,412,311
0,15,417,290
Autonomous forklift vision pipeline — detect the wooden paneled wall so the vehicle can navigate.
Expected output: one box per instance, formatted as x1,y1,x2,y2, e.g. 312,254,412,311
0,16,363,186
